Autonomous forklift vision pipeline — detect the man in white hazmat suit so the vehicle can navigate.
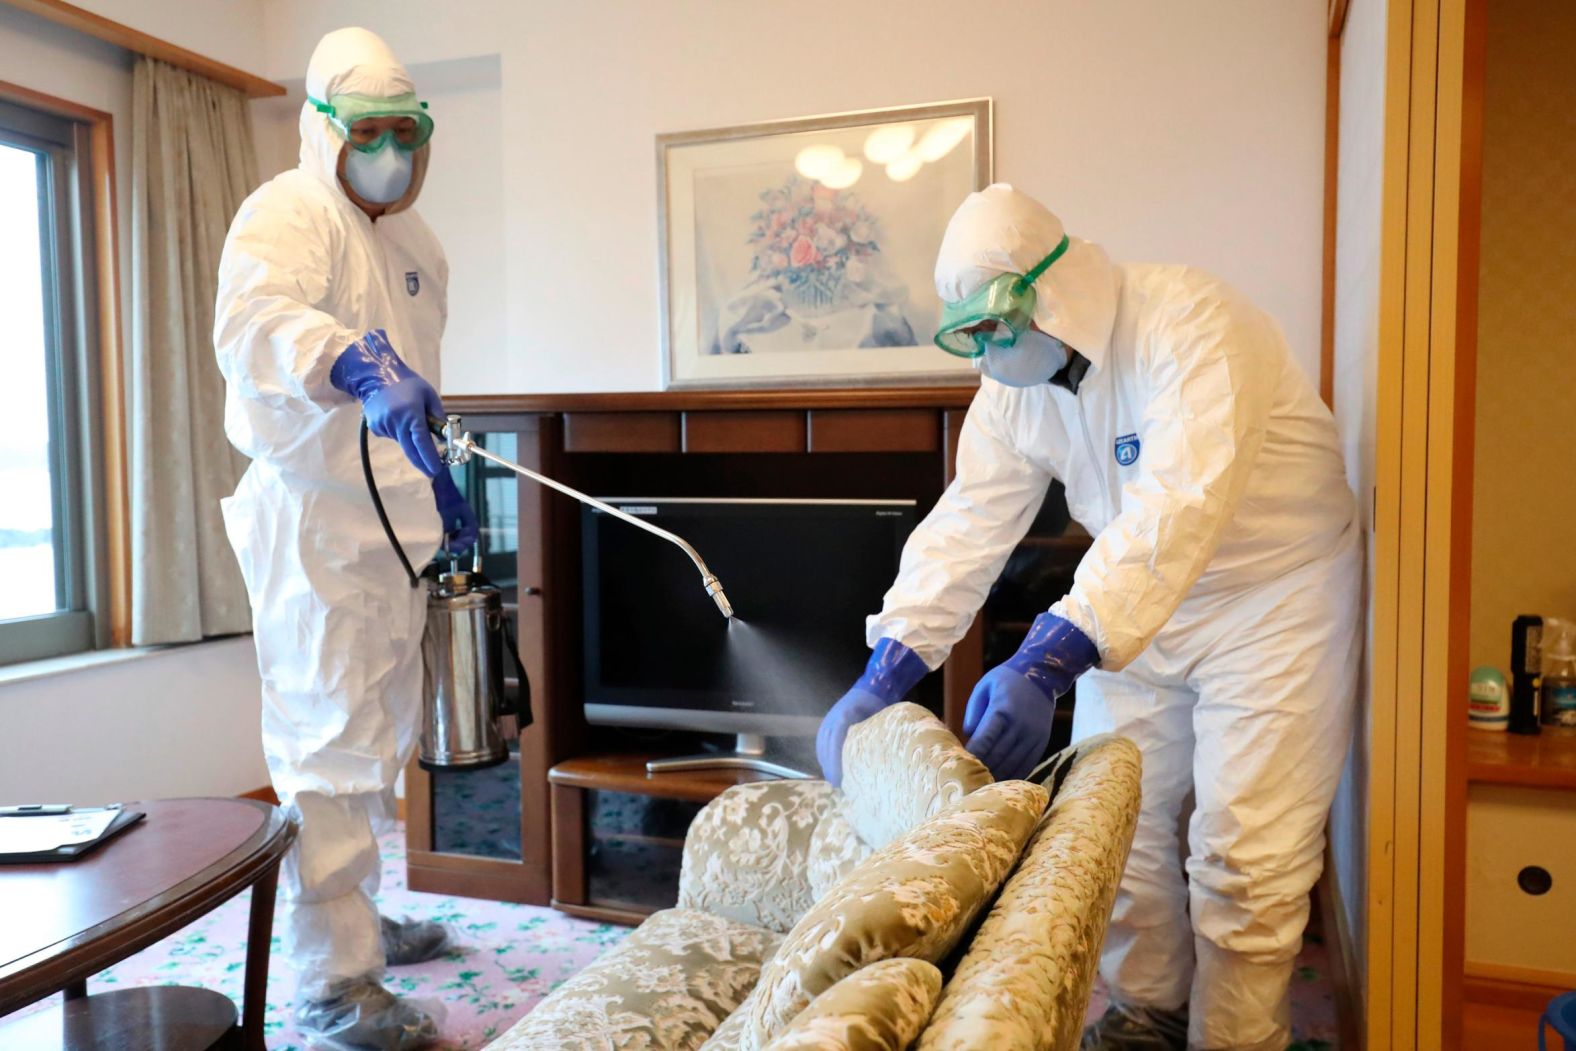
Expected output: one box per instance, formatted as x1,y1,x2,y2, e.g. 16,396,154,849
816,185,1359,1051
214,27,477,1050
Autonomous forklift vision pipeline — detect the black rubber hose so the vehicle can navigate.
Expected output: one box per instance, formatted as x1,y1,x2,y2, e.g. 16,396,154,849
361,418,421,589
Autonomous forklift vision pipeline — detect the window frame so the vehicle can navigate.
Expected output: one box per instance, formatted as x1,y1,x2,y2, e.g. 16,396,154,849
0,98,107,665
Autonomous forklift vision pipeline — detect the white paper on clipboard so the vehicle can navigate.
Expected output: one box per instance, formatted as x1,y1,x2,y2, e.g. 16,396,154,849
0,809,121,854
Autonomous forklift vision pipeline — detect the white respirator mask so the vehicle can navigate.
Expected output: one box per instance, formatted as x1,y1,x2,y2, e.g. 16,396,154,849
343,140,414,204
977,328,1070,388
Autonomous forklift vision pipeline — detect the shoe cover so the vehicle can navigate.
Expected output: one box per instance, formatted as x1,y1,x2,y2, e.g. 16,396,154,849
1081,1002,1189,1051
295,978,440,1050
380,914,455,966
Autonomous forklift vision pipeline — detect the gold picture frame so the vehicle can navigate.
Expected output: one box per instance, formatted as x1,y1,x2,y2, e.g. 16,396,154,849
657,98,992,390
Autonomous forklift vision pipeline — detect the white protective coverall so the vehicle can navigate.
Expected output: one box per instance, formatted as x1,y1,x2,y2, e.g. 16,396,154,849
214,28,448,1000
868,185,1360,1051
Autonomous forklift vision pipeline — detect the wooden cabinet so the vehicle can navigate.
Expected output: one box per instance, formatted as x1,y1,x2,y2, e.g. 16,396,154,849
1461,730,1576,1018
405,417,560,904
402,388,1090,909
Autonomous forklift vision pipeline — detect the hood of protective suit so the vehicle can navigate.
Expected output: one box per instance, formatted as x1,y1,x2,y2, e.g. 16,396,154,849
301,27,428,216
934,183,1119,369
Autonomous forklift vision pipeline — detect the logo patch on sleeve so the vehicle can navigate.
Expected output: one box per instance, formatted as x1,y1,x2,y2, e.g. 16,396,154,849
1114,433,1141,466
405,271,420,296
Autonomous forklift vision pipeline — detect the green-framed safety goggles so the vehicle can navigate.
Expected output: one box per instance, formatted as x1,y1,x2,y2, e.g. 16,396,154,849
933,235,1070,358
309,92,434,153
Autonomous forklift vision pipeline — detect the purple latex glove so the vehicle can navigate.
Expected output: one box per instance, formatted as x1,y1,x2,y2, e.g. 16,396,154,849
816,637,929,786
331,329,445,477
963,613,1098,780
432,471,479,555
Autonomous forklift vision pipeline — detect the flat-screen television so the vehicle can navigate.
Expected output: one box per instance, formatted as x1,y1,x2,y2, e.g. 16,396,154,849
581,498,917,736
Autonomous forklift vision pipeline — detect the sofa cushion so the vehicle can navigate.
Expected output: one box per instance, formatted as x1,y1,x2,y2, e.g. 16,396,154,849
762,958,943,1051
917,735,1143,1051
746,778,1049,1048
490,908,780,1051
698,987,759,1050
680,779,840,933
839,702,992,851
806,803,873,900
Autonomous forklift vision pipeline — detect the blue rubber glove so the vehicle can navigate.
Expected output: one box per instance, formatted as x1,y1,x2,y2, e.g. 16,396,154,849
816,638,929,786
963,613,1098,780
432,471,479,555
331,329,445,477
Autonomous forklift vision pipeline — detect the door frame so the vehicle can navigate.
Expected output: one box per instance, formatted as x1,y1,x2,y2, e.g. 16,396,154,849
1364,0,1483,1047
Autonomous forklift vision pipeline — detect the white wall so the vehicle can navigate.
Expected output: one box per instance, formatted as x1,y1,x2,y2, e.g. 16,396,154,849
416,57,505,394
1328,0,1390,1016
255,0,1330,395
70,0,269,76
0,638,269,804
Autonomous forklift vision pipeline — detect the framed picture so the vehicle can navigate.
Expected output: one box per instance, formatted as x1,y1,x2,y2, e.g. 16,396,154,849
658,99,992,390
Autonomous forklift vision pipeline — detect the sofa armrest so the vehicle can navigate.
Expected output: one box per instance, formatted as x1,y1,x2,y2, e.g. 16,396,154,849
678,779,838,934
917,734,1143,1051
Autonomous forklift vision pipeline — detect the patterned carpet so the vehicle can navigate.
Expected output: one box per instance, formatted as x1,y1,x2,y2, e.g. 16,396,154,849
6,824,1341,1049
8,828,627,1050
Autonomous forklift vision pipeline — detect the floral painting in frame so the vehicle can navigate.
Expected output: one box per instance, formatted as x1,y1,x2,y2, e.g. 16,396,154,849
658,99,991,389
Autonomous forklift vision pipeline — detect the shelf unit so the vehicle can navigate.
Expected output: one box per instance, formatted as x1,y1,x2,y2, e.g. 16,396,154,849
1461,728,1576,1026
1465,729,1576,790
547,754,774,803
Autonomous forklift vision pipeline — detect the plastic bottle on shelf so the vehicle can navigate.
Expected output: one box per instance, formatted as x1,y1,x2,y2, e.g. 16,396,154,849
1468,667,1510,731
1541,617,1576,729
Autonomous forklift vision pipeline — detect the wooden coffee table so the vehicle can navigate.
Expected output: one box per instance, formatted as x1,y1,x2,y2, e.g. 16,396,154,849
0,797,296,1050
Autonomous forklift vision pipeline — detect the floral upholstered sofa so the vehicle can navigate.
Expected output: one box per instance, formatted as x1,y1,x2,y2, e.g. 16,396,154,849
491,702,1141,1051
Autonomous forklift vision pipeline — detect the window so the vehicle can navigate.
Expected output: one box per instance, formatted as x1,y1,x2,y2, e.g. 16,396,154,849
0,99,104,665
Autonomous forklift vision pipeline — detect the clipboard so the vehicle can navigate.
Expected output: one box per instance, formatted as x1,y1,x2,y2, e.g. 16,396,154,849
0,808,146,864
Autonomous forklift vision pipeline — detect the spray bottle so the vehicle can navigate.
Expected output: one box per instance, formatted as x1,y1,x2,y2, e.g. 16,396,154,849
1540,617,1576,729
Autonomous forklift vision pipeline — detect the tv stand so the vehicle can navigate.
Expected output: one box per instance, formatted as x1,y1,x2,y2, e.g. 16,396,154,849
404,388,1091,916
645,734,812,780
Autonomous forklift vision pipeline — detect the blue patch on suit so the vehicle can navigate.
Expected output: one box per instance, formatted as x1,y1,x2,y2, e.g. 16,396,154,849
405,271,420,296
1114,433,1141,466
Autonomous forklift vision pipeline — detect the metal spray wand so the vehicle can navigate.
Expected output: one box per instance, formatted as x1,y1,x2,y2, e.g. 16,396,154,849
435,415,734,620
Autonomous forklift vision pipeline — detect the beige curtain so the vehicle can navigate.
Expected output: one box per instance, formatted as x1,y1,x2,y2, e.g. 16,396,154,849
128,58,256,644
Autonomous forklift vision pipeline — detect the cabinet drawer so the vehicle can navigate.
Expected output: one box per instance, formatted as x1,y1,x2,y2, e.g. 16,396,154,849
807,409,940,452
563,411,681,453
683,410,806,453
1466,783,1576,981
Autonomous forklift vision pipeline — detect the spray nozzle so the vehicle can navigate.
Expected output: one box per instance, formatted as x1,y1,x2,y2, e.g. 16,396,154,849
704,575,735,620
